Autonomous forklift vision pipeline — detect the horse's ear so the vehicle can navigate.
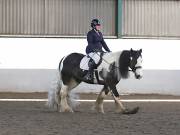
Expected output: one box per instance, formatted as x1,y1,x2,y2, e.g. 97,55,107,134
139,49,142,53
130,48,133,52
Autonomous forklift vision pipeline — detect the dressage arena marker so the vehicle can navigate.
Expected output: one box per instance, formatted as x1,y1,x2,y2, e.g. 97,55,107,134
1,99,180,102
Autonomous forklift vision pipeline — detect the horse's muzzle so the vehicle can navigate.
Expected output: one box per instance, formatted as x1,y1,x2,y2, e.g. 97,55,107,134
135,74,142,79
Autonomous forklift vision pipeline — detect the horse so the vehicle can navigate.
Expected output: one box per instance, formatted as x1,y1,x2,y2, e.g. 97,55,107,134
48,48,143,114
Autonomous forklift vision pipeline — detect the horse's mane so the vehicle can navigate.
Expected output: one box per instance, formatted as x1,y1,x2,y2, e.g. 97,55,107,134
119,50,130,78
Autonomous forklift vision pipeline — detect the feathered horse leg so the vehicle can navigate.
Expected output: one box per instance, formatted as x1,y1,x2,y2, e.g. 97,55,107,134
60,78,80,112
59,84,74,112
47,69,62,111
93,85,109,113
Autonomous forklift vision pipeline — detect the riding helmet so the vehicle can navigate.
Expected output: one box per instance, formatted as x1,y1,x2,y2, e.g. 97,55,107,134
91,19,101,29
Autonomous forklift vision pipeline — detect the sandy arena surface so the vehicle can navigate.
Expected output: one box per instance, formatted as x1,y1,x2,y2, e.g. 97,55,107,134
0,93,180,135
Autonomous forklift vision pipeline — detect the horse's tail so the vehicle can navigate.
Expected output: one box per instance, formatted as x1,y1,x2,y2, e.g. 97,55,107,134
47,57,64,109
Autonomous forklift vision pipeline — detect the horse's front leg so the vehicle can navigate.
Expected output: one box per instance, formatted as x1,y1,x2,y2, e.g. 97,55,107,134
110,85,139,114
93,85,109,113
109,85,126,113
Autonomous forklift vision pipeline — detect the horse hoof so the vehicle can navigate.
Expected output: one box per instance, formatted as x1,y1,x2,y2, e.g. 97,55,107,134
122,107,139,115
59,108,74,113
91,105,105,114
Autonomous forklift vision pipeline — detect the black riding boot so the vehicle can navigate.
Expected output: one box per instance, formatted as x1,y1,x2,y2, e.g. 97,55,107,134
84,60,96,82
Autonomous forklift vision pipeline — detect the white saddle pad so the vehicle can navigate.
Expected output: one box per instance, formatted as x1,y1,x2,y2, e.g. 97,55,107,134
80,56,90,70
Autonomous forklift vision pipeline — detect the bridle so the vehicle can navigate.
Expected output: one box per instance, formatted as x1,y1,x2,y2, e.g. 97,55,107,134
129,54,142,73
129,56,142,73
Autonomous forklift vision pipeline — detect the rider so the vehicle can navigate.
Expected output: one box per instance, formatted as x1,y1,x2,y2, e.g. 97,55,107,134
84,18,111,82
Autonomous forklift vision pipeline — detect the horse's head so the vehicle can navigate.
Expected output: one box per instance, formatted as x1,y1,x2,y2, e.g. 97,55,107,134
129,48,143,79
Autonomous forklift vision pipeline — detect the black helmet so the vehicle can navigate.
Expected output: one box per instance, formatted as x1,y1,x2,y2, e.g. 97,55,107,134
91,19,101,28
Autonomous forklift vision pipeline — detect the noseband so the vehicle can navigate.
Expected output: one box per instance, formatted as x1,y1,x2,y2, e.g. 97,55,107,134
129,66,142,72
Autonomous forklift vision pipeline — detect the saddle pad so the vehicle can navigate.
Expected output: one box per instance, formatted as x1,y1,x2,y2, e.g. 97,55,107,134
80,56,90,70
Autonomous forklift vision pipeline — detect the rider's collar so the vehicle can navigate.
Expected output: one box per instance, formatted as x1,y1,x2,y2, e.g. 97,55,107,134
93,29,100,35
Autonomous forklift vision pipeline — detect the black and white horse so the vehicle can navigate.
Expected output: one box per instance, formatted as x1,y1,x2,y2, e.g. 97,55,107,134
48,49,143,114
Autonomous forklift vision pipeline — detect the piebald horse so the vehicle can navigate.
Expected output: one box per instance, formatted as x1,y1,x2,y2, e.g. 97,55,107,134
48,49,143,114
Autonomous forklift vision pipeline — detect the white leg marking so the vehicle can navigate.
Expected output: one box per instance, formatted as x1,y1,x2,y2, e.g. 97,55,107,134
93,90,107,113
60,84,73,112
66,79,80,109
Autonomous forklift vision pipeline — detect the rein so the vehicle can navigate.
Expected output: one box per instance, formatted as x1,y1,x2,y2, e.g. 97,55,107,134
95,52,120,69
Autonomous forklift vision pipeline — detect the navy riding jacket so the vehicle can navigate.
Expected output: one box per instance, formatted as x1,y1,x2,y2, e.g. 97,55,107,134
86,29,110,54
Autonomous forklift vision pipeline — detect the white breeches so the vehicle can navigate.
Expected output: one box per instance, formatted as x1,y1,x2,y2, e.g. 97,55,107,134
88,52,101,64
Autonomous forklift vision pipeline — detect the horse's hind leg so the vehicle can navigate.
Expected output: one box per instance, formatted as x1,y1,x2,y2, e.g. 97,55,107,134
59,83,74,112
93,85,109,113
59,79,80,112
